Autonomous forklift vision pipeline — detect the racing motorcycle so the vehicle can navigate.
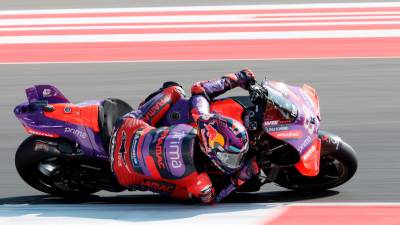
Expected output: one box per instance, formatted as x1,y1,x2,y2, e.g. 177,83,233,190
13,79,357,197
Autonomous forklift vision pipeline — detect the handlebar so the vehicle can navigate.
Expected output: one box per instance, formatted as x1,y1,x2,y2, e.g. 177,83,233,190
247,80,268,131
248,80,268,104
248,79,298,123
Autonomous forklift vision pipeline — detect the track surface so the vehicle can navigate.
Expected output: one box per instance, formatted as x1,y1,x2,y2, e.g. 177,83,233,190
0,58,399,203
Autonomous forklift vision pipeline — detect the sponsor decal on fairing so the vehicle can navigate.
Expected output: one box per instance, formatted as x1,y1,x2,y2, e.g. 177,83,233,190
64,127,87,139
265,125,290,133
139,180,176,194
299,135,312,152
270,130,303,140
302,105,316,135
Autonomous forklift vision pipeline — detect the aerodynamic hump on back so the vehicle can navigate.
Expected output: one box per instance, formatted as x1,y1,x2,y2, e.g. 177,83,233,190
26,85,70,104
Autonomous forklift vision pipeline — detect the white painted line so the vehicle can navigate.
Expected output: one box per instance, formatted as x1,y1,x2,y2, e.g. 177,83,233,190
1,56,400,65
2,15,400,26
2,11,400,19
1,2,400,15
0,203,287,225
289,202,400,206
247,11,400,17
0,15,251,26
2,21,400,32
1,29,400,44
0,202,398,225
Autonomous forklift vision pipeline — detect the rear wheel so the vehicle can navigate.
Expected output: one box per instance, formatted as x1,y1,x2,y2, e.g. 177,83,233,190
274,140,357,191
15,136,99,196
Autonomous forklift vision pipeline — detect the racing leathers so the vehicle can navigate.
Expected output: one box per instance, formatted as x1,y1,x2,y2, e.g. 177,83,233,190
110,69,259,203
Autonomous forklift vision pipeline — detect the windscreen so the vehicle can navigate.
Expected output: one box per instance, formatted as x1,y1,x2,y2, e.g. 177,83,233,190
265,86,298,121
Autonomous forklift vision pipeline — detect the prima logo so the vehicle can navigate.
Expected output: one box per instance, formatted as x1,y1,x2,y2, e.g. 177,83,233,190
164,130,187,177
64,127,87,139
168,131,185,169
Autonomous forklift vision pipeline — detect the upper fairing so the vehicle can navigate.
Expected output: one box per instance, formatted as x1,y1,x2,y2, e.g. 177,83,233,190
262,81,321,176
262,81,320,153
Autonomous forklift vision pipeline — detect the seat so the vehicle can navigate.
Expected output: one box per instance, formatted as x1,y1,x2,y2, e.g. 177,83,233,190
98,98,133,150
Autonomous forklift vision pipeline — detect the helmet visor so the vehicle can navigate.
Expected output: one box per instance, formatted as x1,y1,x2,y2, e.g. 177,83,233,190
216,146,246,170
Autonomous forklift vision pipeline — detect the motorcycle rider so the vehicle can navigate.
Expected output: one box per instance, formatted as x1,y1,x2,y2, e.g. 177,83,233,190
110,68,259,203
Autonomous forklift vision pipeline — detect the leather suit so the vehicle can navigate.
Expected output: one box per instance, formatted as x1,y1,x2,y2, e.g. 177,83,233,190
110,71,259,203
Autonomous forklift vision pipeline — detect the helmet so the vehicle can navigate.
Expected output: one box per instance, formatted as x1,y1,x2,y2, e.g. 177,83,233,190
197,114,249,174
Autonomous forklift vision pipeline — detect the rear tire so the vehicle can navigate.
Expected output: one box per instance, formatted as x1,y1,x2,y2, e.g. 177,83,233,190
274,141,357,191
15,136,99,197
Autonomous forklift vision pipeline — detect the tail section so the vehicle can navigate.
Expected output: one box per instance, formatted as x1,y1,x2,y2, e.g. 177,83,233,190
26,85,70,104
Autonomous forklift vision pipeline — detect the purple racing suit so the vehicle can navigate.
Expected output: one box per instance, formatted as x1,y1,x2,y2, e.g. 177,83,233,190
189,69,259,201
110,69,259,203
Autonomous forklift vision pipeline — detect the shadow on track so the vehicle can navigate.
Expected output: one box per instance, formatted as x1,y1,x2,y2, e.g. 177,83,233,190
0,190,339,205
0,191,339,222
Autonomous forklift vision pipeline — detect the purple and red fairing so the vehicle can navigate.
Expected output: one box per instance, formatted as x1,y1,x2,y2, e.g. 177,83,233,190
261,81,322,176
209,81,322,176
14,85,108,160
157,80,322,176
15,81,323,176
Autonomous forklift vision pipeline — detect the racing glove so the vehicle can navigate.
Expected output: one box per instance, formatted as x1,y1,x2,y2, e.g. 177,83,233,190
230,68,256,90
215,157,260,202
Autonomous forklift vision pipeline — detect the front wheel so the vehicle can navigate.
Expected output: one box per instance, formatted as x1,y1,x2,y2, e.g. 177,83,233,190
274,136,358,191
15,136,99,197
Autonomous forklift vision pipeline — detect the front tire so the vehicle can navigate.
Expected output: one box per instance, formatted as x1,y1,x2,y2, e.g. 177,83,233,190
15,136,99,197
274,139,358,191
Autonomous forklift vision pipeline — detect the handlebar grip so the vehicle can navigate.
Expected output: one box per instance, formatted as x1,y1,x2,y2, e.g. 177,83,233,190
248,79,256,86
250,91,259,102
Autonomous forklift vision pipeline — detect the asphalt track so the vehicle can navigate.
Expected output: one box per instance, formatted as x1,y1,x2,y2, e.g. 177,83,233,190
0,58,399,204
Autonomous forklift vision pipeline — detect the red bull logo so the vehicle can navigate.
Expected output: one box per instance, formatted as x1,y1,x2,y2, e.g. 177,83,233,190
205,124,225,149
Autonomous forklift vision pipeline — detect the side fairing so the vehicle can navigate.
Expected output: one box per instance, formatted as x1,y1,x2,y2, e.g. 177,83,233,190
262,81,322,176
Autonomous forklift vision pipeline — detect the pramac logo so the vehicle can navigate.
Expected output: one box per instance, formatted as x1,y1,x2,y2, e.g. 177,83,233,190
155,129,168,169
